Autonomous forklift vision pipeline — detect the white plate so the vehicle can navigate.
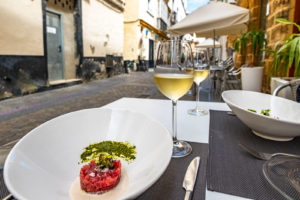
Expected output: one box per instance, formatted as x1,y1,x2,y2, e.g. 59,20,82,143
4,108,173,200
222,90,300,141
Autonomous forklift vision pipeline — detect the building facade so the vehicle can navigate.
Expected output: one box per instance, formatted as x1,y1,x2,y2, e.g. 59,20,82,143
0,0,125,98
168,0,187,25
123,0,187,70
230,0,299,91
264,0,299,78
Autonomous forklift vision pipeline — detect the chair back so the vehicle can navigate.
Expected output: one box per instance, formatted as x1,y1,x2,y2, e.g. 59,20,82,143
290,79,300,102
273,79,300,102
297,85,300,103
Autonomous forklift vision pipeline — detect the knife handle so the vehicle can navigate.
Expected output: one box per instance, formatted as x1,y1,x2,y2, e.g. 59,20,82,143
184,190,192,200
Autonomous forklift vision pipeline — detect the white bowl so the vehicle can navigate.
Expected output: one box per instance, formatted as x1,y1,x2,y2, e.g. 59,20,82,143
4,108,173,200
222,90,300,141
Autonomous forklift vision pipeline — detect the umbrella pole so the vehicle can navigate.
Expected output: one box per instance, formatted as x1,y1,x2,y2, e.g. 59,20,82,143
213,29,216,65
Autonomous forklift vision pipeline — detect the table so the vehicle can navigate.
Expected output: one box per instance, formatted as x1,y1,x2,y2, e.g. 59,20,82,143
104,97,250,200
210,65,226,90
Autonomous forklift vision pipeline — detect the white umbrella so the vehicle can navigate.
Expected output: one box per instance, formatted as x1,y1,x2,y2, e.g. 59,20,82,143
167,1,249,63
196,38,221,48
167,1,250,37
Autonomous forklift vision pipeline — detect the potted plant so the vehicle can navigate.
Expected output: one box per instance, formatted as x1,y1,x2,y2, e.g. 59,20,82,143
233,27,266,92
265,18,300,98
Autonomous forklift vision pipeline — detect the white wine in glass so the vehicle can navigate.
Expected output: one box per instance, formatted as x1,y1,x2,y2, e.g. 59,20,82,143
154,39,194,158
154,73,194,101
193,69,209,85
188,49,210,116
185,67,194,74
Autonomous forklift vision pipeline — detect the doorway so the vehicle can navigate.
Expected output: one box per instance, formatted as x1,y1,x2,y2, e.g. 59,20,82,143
46,11,64,81
149,39,154,68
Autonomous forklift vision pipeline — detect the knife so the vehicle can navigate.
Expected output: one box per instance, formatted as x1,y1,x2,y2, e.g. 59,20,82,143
182,156,201,200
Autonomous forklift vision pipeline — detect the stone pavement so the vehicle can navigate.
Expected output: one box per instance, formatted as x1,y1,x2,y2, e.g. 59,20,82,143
0,71,221,168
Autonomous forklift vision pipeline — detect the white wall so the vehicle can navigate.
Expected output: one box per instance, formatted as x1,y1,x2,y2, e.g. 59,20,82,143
158,0,169,25
175,0,186,21
0,0,44,55
168,0,186,23
82,0,124,57
139,0,158,28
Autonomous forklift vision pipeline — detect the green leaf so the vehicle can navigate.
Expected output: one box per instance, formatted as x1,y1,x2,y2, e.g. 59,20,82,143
240,33,248,55
252,33,257,56
278,42,290,53
288,38,298,67
263,49,275,54
274,41,281,50
283,56,289,76
289,33,300,38
295,39,300,76
276,18,300,32
295,65,300,76
276,18,292,24
233,38,240,52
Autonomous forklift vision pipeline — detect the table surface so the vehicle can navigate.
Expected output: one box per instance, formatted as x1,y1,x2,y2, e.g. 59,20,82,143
210,65,225,71
103,97,250,200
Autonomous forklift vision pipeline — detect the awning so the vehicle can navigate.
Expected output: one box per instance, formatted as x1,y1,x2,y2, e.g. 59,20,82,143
167,1,249,37
196,38,221,48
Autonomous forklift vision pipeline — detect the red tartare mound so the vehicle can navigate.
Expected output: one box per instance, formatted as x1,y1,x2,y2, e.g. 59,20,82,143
80,159,121,193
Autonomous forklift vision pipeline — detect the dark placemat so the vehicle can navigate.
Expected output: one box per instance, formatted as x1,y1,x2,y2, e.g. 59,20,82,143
207,110,300,200
136,142,208,200
0,170,11,200
0,142,207,200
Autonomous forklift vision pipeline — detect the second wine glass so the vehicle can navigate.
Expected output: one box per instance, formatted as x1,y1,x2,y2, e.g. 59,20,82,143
188,49,210,116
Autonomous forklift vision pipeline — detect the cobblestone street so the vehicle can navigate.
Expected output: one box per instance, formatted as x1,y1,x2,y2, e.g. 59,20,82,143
0,73,154,147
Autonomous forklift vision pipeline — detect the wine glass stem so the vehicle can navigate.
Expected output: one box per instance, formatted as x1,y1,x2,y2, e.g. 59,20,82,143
196,83,200,110
172,100,177,141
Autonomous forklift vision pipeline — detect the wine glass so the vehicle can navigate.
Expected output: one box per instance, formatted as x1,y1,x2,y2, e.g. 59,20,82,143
154,39,194,158
188,49,210,116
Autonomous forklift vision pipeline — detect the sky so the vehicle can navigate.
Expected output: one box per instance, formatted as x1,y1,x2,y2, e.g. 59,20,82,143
186,0,209,14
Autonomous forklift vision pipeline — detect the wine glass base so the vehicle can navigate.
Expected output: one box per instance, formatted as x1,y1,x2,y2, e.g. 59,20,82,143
188,108,208,116
172,140,192,158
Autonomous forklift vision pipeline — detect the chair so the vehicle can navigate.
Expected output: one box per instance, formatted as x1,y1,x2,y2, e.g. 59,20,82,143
273,79,300,102
210,57,233,89
220,63,245,91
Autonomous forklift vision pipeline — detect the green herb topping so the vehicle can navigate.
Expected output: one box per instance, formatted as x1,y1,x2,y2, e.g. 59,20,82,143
248,109,257,113
95,154,114,169
80,141,136,163
260,109,270,116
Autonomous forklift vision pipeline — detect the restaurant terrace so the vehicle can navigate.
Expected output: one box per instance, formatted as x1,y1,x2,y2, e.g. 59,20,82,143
0,0,299,199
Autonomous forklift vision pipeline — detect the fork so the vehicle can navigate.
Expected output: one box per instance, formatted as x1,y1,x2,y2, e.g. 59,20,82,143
2,194,14,200
238,143,300,160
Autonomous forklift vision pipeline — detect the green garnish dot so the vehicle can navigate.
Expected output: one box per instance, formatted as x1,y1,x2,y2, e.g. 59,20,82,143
260,109,270,116
80,141,136,164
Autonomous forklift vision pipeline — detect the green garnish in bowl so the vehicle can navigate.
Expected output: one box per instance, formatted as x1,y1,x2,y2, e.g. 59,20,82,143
247,108,271,116
260,109,270,116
